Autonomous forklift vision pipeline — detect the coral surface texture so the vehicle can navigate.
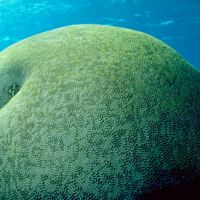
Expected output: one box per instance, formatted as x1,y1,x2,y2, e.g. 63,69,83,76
0,25,200,199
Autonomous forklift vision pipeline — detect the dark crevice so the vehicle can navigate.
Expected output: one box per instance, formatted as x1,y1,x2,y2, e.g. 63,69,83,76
8,83,21,99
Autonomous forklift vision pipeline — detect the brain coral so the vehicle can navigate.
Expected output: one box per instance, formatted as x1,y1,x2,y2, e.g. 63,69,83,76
0,24,200,199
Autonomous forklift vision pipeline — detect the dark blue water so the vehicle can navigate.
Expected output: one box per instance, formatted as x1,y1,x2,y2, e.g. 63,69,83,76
0,0,200,70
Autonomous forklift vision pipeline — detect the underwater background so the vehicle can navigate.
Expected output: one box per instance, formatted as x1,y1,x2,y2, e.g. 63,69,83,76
0,0,199,70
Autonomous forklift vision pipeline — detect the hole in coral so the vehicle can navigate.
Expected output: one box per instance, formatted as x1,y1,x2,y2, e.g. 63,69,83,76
8,83,21,99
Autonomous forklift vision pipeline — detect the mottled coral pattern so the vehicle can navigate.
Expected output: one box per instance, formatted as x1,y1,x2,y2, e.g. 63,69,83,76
0,25,200,199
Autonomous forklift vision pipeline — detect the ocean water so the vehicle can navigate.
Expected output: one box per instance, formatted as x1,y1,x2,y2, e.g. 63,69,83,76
0,0,199,70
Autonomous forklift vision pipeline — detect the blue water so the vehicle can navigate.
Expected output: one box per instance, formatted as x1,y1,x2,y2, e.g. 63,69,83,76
0,0,200,70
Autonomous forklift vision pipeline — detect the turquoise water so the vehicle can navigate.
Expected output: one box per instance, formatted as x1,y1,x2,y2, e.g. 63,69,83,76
0,0,199,69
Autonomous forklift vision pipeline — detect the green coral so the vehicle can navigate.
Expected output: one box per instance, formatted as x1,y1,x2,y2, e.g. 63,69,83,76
0,25,200,199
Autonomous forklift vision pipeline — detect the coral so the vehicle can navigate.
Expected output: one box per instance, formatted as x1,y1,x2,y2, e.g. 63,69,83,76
0,25,200,199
